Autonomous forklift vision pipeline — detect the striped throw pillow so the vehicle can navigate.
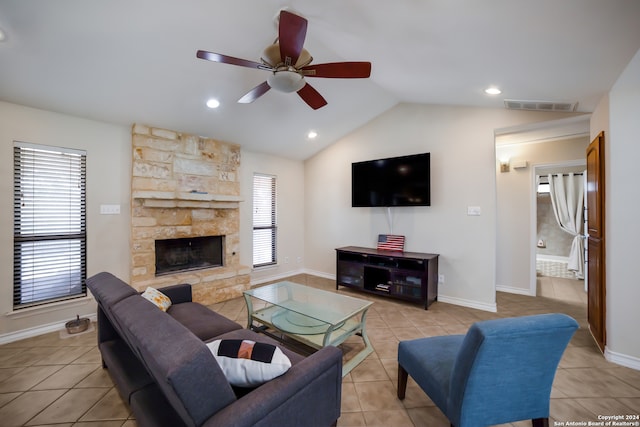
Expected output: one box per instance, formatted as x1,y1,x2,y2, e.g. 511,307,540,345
207,339,291,387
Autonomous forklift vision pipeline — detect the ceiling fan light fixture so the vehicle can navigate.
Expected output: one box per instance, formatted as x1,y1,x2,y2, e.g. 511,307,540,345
267,70,305,93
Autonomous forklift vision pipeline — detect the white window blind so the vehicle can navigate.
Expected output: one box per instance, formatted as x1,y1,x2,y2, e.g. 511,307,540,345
13,142,87,309
253,174,276,267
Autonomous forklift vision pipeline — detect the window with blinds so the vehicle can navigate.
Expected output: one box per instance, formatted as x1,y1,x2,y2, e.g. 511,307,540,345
13,142,87,309
252,173,276,268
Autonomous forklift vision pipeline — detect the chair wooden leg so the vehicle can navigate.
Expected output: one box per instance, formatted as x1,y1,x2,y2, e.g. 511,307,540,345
532,418,549,427
397,364,408,399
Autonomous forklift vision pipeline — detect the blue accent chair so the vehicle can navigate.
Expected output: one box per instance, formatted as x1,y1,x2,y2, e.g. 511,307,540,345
397,313,578,427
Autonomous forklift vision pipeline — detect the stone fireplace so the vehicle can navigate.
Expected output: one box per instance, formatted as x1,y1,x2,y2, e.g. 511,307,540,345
130,124,250,305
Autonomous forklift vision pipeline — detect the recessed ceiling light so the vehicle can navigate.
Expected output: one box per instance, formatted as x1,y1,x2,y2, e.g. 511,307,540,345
0,28,7,42
206,98,220,109
307,130,318,139
485,87,502,95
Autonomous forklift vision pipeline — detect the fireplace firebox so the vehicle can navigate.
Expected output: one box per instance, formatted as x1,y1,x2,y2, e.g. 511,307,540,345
155,236,223,276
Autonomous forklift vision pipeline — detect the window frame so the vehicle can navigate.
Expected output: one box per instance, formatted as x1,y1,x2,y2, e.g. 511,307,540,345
13,141,87,309
252,173,277,268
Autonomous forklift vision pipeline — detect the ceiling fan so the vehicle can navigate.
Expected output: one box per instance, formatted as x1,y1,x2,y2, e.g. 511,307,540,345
196,10,372,110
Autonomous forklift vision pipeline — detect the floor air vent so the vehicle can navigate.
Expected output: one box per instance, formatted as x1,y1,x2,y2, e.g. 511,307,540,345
504,99,578,112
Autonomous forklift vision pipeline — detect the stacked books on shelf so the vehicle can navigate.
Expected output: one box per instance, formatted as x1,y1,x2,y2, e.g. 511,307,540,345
375,283,391,292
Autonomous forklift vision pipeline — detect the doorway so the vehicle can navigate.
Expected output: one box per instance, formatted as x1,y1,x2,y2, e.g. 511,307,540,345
494,115,591,300
533,162,586,305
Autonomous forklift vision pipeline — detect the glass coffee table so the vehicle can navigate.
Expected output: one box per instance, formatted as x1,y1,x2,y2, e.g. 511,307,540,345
243,281,373,376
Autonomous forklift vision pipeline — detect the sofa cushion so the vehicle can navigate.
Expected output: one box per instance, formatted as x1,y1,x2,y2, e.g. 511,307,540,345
167,302,242,341
207,339,292,387
87,272,137,308
141,287,172,312
157,283,192,304
111,295,237,426
88,273,140,344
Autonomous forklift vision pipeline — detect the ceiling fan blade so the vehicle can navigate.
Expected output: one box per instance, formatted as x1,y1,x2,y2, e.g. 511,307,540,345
300,62,372,78
279,10,307,67
238,81,271,103
297,83,327,110
196,50,266,70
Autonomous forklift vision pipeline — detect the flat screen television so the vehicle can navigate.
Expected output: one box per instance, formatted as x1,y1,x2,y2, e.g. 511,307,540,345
352,152,431,207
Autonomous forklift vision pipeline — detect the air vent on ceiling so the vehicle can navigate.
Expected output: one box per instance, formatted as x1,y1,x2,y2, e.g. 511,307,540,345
504,99,578,112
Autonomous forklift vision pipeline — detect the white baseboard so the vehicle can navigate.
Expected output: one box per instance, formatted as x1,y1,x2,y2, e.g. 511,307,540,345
251,269,336,287
0,313,97,345
302,269,335,281
250,268,306,287
605,347,640,371
275,270,499,313
496,284,536,296
437,295,497,313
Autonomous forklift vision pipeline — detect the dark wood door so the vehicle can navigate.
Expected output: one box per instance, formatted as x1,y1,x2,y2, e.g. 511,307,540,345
586,131,605,352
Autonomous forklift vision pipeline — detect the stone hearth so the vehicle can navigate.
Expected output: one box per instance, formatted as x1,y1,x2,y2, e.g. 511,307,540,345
130,124,250,305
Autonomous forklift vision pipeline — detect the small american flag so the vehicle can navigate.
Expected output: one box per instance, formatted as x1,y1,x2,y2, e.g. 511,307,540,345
377,234,405,252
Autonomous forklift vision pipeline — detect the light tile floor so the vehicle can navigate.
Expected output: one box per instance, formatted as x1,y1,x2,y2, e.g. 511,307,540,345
0,274,638,426
538,274,588,305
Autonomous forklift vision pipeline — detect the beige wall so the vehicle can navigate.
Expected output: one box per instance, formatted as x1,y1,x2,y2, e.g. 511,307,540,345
304,103,573,311
495,136,589,294
595,47,640,366
239,150,306,284
0,101,131,339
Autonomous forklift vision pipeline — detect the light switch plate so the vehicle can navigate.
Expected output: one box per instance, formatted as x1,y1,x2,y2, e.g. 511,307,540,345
467,206,481,216
100,204,121,215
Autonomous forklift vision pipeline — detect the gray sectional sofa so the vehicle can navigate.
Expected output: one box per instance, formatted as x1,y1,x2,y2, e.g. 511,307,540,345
86,272,343,427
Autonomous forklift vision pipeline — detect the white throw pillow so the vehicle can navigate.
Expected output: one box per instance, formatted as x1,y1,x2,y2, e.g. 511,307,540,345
207,339,291,387
141,287,172,312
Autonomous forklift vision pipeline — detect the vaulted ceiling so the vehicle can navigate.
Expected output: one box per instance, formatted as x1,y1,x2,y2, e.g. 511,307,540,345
1,0,639,159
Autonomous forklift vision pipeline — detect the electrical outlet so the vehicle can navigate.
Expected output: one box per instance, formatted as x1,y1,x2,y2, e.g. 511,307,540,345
439,274,445,284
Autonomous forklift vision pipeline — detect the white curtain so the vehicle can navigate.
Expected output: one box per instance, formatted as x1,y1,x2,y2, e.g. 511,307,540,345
548,173,584,279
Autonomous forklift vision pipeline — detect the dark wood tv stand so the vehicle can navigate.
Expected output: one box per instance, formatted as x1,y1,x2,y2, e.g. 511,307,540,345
335,246,439,309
